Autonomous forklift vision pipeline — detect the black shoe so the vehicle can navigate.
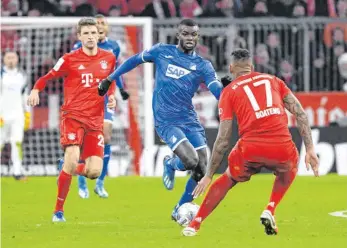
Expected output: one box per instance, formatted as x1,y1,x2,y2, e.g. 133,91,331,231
14,175,28,181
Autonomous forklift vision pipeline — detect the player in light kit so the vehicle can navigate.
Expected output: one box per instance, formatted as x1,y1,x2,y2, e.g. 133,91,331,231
98,19,224,222
0,51,30,181
69,14,129,199
182,49,319,236
27,18,116,222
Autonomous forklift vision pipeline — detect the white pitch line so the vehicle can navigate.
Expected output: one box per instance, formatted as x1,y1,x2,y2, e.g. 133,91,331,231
36,221,114,227
328,210,347,218
75,221,113,225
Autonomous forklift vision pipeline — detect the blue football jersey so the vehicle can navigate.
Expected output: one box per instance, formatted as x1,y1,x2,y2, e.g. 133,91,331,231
141,43,219,126
72,37,120,59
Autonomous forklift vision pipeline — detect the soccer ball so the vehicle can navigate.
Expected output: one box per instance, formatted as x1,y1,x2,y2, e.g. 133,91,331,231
176,202,200,227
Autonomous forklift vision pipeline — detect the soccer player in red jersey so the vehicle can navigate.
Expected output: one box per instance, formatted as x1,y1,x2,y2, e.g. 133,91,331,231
27,18,117,222
182,49,319,236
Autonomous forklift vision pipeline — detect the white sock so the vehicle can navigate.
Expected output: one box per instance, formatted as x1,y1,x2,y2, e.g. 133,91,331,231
11,142,23,176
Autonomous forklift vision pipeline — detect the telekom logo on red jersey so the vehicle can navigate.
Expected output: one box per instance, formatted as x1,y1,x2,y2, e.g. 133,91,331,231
81,73,100,87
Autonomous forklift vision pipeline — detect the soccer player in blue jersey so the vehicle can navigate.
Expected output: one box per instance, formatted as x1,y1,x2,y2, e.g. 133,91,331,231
60,14,129,199
98,19,224,222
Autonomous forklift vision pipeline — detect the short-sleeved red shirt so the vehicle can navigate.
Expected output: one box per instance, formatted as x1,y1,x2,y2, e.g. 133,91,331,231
219,72,292,143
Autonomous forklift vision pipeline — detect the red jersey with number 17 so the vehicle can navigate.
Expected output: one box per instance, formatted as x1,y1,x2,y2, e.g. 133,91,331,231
218,72,292,143
34,48,116,130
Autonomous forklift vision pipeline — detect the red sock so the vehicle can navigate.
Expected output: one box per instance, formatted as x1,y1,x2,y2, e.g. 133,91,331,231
189,173,236,230
266,169,297,215
74,163,86,176
55,170,72,213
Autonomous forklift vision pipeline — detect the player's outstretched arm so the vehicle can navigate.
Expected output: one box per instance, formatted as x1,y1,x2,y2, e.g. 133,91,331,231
193,120,233,198
98,43,161,96
28,56,68,106
27,71,57,107
98,53,146,96
207,80,223,100
203,62,223,100
283,93,319,176
207,120,233,178
283,93,312,149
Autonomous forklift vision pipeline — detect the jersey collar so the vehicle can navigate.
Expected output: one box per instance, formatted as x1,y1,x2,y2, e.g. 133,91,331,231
98,37,108,45
3,66,18,73
176,45,196,57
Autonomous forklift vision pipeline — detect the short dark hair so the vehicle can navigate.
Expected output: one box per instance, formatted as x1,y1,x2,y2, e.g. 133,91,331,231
95,14,105,19
77,17,97,34
109,5,121,11
231,49,251,62
179,19,198,27
3,50,18,56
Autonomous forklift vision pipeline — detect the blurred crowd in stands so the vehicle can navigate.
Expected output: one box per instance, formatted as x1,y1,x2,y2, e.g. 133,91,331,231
2,0,346,19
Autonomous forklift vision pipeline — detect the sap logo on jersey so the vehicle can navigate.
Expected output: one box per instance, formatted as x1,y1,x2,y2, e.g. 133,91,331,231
165,64,191,79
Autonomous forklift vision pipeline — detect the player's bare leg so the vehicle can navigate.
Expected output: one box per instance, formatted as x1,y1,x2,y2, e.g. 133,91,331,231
84,156,103,179
77,124,111,199
94,122,112,198
172,148,207,222
53,145,80,222
77,158,89,198
74,156,102,198
163,140,198,191
76,158,89,199
261,167,297,235
182,170,237,236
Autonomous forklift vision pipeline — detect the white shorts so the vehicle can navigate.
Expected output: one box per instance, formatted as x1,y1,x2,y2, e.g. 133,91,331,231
0,118,24,144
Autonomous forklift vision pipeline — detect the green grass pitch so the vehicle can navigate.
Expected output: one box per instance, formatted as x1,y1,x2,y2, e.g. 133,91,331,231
2,174,347,248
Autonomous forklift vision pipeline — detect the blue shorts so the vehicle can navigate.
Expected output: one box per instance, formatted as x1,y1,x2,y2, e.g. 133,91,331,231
104,96,114,123
156,122,207,151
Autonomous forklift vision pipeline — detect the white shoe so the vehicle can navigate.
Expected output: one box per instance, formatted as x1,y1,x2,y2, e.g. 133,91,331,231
260,210,278,235
78,188,89,199
52,211,66,222
94,185,109,198
182,227,197,237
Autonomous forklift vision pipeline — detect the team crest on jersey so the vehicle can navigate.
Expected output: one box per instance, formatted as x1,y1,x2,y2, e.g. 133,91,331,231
189,64,196,71
100,60,108,69
165,64,191,79
68,133,76,140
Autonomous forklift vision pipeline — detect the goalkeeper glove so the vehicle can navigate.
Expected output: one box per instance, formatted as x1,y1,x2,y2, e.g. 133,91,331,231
24,112,31,131
119,88,130,100
98,77,112,96
221,75,233,88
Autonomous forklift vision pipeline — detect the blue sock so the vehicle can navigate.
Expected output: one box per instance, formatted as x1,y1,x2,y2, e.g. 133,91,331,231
58,158,64,172
175,176,197,210
167,155,186,171
78,175,86,189
98,144,111,181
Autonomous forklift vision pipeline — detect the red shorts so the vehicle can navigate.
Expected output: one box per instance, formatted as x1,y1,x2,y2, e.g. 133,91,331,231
228,139,298,182
60,117,104,160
